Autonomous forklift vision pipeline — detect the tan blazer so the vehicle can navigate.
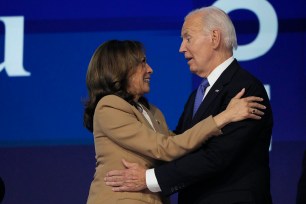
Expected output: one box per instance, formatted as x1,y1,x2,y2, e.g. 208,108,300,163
87,95,221,204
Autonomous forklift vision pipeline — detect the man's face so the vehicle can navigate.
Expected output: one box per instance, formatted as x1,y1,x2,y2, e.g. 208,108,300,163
179,13,214,77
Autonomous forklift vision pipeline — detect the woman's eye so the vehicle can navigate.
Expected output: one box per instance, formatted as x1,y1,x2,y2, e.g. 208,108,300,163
141,57,147,67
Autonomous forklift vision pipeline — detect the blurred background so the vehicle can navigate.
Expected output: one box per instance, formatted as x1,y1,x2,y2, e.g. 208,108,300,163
0,0,305,203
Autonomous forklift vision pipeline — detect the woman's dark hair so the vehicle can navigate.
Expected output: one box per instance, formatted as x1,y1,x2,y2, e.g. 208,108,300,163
83,40,149,132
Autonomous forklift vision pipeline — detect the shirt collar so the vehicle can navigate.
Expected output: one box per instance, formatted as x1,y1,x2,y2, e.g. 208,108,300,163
207,56,234,87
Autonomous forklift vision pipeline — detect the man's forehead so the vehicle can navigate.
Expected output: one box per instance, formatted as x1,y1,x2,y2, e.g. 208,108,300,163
181,20,203,36
181,26,189,36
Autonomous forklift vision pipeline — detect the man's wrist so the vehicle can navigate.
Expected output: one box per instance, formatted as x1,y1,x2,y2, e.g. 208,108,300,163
145,168,161,192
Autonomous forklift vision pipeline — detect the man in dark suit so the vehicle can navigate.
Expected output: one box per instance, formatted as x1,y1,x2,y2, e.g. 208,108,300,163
105,6,273,204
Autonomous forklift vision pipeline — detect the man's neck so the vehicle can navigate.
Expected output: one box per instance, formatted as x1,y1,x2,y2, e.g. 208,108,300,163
200,52,233,78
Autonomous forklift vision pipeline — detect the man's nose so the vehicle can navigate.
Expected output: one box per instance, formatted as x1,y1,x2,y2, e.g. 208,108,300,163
179,41,186,53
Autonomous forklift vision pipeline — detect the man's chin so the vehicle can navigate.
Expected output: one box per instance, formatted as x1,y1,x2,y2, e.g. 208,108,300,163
189,67,197,73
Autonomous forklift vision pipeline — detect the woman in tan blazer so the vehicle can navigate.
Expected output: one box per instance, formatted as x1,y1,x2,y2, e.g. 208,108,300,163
83,40,265,204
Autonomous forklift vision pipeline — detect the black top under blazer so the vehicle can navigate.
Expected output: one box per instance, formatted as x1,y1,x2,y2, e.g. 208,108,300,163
155,59,273,204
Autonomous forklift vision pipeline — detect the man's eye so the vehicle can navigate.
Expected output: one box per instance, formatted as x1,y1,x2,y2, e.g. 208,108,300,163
186,37,191,42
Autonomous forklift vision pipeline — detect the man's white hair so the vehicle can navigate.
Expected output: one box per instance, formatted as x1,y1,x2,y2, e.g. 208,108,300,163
186,6,238,50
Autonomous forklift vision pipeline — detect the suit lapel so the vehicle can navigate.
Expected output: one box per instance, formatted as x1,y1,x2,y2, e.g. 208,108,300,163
192,60,240,123
192,82,225,121
182,90,198,130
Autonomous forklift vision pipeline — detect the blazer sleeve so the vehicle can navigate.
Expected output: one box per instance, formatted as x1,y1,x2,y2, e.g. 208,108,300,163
154,80,273,195
94,95,222,161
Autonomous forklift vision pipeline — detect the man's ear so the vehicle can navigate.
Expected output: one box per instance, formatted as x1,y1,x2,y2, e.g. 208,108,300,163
211,29,221,49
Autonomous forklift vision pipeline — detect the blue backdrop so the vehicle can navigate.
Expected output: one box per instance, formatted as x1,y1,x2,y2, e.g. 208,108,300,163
0,0,305,203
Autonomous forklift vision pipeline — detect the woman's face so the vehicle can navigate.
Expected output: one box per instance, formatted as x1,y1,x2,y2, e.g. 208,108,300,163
127,57,153,100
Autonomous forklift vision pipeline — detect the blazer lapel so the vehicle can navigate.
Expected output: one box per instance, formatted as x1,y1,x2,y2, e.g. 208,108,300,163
131,106,156,131
142,106,162,133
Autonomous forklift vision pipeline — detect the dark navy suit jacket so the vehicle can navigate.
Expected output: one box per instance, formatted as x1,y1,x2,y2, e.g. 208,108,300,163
155,59,273,204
